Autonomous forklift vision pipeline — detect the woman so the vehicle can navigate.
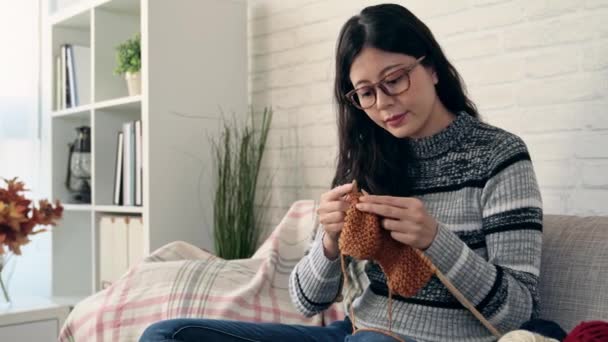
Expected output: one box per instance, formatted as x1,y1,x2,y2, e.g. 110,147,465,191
141,4,542,342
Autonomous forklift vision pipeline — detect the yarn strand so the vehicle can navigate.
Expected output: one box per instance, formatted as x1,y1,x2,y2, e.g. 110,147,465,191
413,249,502,339
340,252,406,341
340,253,357,334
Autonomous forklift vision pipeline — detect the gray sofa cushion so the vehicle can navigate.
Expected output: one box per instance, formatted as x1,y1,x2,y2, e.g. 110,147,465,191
539,215,608,331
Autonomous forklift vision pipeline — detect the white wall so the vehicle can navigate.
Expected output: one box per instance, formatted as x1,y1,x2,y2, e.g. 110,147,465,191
248,0,608,229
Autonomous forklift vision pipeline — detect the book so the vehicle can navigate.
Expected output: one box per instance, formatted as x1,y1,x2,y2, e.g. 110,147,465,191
60,45,67,109
113,132,124,205
99,216,129,289
63,45,73,108
122,121,136,206
69,44,91,106
55,55,61,110
135,120,142,206
127,216,144,266
66,44,76,108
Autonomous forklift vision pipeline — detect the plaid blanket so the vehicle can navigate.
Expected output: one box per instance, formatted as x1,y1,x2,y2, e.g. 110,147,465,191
59,200,345,342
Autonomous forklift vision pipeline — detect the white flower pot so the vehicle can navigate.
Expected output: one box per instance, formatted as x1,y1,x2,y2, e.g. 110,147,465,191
125,71,141,96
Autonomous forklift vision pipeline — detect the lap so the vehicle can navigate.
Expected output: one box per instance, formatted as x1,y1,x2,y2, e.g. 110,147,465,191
139,317,352,342
140,317,417,342
346,330,417,342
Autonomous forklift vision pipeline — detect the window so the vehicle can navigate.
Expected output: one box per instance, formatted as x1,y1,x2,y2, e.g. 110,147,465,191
0,0,49,298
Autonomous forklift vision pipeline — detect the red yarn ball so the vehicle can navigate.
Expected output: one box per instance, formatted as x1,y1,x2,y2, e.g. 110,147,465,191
564,321,608,342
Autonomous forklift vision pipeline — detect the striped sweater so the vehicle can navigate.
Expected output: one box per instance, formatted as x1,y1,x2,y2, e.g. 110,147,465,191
289,112,543,342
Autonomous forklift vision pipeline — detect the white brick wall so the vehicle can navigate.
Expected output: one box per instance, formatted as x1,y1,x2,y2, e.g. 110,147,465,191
248,0,608,227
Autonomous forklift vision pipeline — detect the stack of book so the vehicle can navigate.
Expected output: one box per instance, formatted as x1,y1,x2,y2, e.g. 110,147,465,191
55,44,90,110
113,119,143,206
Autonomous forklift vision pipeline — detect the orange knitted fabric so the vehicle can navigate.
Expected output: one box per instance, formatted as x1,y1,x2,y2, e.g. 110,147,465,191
339,181,434,298
338,186,383,260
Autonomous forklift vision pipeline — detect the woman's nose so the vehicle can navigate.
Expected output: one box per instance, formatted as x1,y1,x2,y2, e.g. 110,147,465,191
375,87,395,110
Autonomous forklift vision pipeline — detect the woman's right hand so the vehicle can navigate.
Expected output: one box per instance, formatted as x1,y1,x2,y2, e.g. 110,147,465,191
317,182,353,259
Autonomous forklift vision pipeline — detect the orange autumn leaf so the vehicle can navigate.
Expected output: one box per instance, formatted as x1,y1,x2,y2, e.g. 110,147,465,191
0,177,63,255
6,202,29,231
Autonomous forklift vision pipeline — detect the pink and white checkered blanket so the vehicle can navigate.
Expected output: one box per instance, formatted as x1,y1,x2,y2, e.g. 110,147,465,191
59,200,345,342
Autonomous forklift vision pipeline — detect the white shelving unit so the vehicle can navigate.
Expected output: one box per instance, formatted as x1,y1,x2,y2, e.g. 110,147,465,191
44,0,247,300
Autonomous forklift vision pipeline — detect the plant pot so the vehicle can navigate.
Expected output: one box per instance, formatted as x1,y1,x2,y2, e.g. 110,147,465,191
125,71,141,96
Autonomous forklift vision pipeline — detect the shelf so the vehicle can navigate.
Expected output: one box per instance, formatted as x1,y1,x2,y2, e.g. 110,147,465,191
47,0,247,298
52,105,93,118
52,12,92,111
94,4,140,102
51,96,142,118
95,205,143,214
94,95,141,112
52,210,93,297
59,204,142,214
96,0,140,16
61,204,93,212
50,4,91,27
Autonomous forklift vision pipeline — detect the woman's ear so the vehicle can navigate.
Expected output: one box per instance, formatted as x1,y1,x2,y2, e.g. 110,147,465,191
432,70,438,85
424,64,439,85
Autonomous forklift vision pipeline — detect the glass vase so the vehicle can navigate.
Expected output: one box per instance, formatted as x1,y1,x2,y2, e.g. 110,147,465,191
0,253,14,308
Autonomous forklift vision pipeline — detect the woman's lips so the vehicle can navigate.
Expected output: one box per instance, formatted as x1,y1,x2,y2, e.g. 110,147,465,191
385,112,407,128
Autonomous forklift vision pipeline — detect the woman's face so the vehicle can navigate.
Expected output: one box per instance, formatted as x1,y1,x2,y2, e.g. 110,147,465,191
349,47,451,139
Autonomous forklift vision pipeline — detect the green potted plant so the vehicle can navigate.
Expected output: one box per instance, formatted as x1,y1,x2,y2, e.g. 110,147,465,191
114,33,141,96
211,107,273,260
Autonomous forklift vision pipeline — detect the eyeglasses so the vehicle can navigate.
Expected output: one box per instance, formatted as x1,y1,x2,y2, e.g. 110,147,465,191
345,56,426,110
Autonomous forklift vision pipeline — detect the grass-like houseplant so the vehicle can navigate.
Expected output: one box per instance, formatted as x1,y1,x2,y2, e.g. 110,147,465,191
211,107,273,260
114,33,141,96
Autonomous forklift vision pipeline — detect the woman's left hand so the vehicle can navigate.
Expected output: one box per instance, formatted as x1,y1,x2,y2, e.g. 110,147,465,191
356,195,438,250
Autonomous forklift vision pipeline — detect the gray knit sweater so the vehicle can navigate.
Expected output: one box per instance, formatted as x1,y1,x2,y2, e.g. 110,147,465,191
289,113,543,342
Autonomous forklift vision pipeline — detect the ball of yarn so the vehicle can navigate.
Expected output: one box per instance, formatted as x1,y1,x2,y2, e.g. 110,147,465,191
564,321,608,342
498,330,559,342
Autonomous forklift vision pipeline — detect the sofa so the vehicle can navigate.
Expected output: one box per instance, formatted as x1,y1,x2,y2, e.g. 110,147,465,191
58,201,608,341
538,215,608,331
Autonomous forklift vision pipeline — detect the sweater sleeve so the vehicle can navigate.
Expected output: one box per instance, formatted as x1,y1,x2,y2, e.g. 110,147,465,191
423,135,542,332
289,226,344,317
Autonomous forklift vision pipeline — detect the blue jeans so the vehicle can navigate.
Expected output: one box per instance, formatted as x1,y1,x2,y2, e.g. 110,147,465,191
139,317,417,342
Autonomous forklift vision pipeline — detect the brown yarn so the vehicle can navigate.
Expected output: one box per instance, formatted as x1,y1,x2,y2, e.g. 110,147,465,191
338,181,502,340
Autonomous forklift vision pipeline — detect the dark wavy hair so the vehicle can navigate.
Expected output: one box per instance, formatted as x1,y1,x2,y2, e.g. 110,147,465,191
331,4,479,196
